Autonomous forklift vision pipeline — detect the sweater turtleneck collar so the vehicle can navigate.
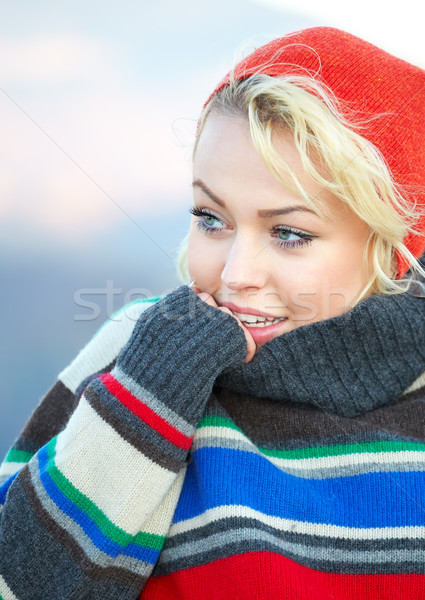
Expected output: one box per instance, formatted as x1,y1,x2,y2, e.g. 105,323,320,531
216,293,425,417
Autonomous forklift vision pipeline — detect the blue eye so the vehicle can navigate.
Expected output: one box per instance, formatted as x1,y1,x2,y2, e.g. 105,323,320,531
203,214,222,228
277,230,300,241
189,206,225,233
272,227,315,249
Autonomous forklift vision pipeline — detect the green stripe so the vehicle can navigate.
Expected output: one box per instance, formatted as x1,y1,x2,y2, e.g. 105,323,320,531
259,440,425,460
197,415,242,432
46,438,165,551
4,448,34,464
197,416,425,459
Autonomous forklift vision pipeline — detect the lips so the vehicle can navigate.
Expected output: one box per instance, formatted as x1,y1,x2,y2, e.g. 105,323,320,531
219,301,284,320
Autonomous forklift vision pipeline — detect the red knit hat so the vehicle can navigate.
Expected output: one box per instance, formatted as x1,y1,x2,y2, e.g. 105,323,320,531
208,27,425,277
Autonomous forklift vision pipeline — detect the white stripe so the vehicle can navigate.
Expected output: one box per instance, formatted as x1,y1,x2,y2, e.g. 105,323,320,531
142,468,187,535
193,425,249,447
194,426,425,470
269,450,425,471
28,457,154,576
0,575,20,600
59,301,153,393
0,462,26,480
54,396,177,534
404,369,425,395
169,504,425,541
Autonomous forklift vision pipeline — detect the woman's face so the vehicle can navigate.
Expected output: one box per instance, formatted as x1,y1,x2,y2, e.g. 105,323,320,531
188,113,372,345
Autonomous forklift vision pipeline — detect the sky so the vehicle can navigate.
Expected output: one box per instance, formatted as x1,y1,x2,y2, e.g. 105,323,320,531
0,0,423,456
255,0,424,66
1,0,422,248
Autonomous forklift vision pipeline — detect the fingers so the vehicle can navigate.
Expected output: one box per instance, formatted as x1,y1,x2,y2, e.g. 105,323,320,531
197,291,218,309
189,280,201,294
218,307,257,363
242,334,257,364
188,283,256,363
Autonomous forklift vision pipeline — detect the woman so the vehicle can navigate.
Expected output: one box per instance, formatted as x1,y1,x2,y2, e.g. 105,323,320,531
1,26,425,600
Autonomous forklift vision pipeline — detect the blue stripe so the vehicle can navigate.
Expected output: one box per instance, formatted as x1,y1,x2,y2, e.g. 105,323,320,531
0,470,21,504
173,447,425,527
37,443,160,563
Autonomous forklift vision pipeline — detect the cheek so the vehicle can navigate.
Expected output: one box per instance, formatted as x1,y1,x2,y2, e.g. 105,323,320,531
282,249,369,322
187,230,224,289
279,267,324,319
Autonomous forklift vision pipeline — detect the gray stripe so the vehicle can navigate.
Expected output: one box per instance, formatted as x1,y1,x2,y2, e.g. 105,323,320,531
252,430,420,452
165,516,425,552
277,460,425,479
193,435,425,479
87,381,186,469
0,472,83,600
113,365,194,437
157,526,425,575
28,455,154,578
193,436,255,455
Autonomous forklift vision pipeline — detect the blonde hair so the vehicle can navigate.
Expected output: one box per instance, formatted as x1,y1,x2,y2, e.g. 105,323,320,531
178,74,424,297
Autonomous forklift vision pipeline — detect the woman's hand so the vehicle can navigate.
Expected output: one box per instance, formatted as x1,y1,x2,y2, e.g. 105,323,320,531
191,285,256,363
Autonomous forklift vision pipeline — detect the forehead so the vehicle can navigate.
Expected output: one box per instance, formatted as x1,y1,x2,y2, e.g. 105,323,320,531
194,113,251,164
193,113,329,216
192,113,372,240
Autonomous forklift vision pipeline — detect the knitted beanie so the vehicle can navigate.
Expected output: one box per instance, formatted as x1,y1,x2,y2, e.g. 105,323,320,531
208,27,425,277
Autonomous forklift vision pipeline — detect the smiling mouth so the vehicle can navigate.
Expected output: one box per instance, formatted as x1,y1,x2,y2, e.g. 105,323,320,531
230,310,287,328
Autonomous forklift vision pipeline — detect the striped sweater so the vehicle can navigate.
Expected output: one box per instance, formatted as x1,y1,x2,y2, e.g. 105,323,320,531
1,285,425,599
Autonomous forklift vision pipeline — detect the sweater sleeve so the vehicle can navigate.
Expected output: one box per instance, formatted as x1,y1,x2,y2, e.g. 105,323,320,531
0,286,247,600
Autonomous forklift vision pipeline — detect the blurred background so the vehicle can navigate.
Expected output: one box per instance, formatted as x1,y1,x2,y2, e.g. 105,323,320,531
1,0,423,458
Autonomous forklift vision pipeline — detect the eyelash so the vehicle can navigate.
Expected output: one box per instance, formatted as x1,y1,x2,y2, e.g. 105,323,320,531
189,206,315,249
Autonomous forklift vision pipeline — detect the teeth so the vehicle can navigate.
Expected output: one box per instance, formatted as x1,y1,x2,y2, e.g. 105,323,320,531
231,310,286,327
244,318,285,327
241,313,258,324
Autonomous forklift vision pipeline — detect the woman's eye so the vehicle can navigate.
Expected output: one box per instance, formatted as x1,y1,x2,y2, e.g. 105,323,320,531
189,206,225,233
277,230,300,241
272,227,315,248
203,214,222,228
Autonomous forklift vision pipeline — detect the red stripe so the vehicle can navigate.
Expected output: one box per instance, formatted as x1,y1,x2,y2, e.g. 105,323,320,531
100,373,192,450
140,552,425,600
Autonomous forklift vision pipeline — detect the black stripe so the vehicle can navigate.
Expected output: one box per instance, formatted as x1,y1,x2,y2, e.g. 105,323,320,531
155,539,425,576
216,386,425,447
155,516,425,576
75,359,117,399
18,381,78,449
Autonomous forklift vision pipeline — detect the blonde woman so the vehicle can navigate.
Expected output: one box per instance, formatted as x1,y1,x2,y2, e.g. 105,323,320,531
1,27,425,600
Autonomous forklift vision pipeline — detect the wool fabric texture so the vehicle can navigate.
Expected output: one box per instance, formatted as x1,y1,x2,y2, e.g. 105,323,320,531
209,27,425,277
1,285,425,599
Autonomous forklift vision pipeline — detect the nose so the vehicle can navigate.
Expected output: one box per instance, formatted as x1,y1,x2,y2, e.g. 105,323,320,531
221,235,268,291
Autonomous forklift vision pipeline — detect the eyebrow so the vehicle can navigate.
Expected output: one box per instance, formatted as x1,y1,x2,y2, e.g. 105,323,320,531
192,179,317,217
192,179,226,207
